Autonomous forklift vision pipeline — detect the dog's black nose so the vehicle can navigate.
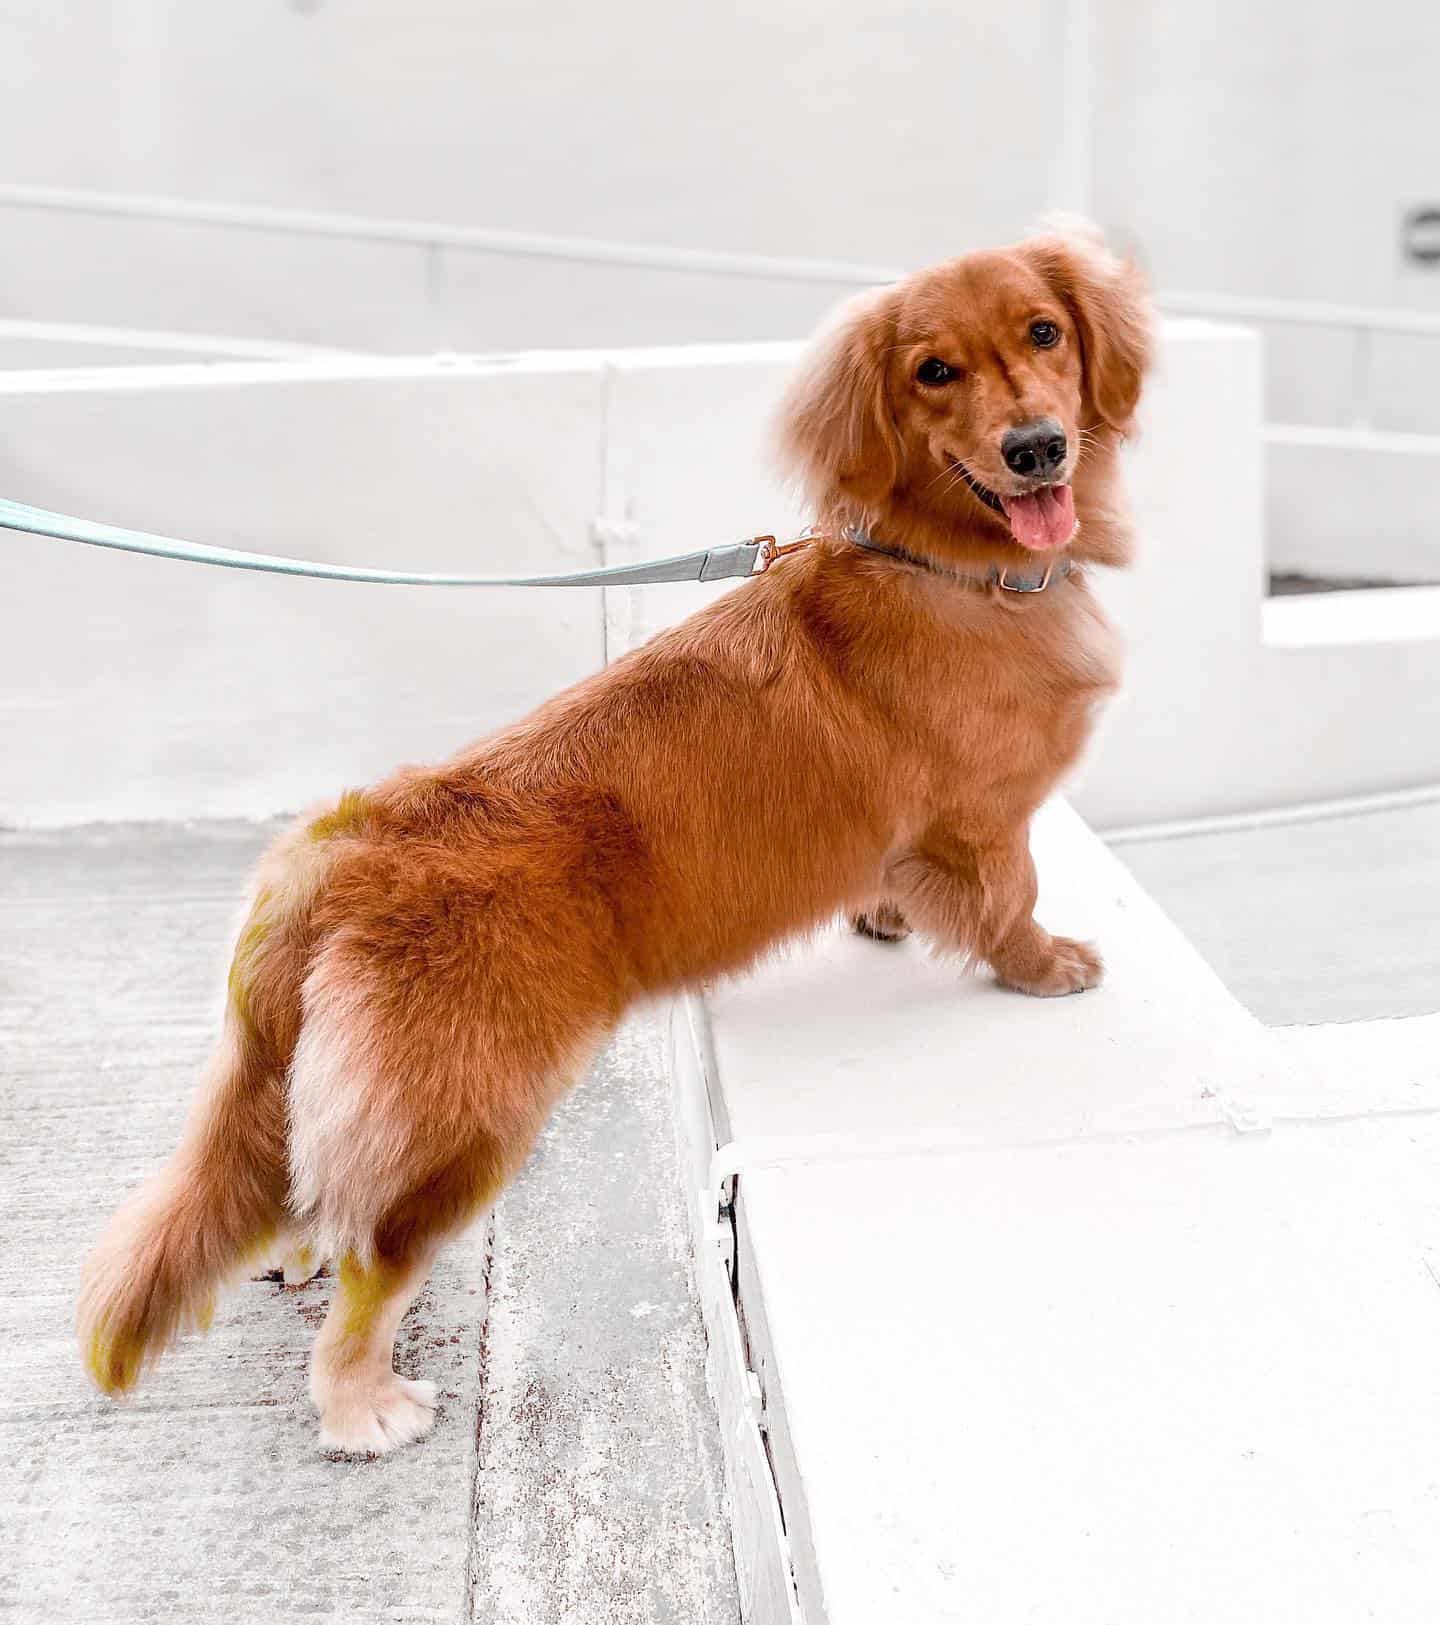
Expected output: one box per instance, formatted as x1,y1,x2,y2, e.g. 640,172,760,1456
1001,420,1068,479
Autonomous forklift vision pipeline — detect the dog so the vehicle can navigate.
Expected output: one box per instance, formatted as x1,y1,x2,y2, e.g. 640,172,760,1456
77,221,1151,1455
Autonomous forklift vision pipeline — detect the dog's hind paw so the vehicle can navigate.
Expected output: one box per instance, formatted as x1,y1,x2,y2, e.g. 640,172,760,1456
852,903,912,944
281,1245,324,1286
253,1245,326,1287
319,1374,437,1458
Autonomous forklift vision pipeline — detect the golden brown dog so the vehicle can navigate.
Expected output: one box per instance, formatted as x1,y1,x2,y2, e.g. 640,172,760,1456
78,222,1151,1454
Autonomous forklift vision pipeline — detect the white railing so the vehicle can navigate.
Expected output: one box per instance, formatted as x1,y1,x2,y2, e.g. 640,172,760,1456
1264,424,1440,457
3,182,1436,458
1158,289,1440,338
0,183,904,287
0,316,362,363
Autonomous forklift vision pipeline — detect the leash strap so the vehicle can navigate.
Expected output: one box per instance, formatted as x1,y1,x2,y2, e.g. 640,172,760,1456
0,496,770,588
3,498,1067,594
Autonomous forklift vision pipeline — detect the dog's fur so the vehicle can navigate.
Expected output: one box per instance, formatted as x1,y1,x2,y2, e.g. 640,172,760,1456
77,223,1151,1454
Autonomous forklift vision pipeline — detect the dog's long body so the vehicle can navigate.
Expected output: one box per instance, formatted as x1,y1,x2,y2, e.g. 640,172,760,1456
79,223,1151,1453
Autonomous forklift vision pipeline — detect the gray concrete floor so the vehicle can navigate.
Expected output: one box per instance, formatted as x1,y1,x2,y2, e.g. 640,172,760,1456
1,823,737,1625
1112,798,1440,1026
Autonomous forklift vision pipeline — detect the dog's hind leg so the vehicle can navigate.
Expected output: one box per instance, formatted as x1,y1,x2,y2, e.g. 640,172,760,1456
303,1129,530,1456
310,1246,442,1454
288,926,603,1455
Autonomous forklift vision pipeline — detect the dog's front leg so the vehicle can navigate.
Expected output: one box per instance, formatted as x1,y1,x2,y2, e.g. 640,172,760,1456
884,830,1102,997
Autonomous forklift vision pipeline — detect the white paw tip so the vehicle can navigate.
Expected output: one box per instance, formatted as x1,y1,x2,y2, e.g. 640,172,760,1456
281,1248,323,1286
318,1374,438,1457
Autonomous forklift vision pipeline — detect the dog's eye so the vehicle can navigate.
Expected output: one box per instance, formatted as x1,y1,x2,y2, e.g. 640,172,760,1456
915,358,956,385
1030,320,1061,349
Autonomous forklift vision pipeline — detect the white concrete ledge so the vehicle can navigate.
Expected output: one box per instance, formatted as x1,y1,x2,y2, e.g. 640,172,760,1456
668,801,1440,1623
1263,583,1440,648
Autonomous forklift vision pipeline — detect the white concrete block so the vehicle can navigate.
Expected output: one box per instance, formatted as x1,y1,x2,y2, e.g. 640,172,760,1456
1267,439,1440,581
0,359,607,823
740,1122,1440,1625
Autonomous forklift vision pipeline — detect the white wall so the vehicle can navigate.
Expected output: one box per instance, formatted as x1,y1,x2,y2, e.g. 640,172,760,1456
0,2,1068,261
0,3,1077,363
1093,0,1440,313
1092,0,1439,437
4,3,1434,322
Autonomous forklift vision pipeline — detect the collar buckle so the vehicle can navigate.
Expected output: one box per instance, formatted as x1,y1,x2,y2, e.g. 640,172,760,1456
996,562,1056,594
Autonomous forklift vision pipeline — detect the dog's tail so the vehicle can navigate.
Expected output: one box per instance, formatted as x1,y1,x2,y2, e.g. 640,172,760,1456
76,824,330,1395
77,1031,290,1395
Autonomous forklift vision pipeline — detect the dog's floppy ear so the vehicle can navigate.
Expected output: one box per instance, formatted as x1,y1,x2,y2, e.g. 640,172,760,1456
1023,222,1152,434
775,285,903,516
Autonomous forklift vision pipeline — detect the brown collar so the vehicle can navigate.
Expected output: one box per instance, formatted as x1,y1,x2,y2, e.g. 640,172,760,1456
845,526,1073,594
754,528,1074,593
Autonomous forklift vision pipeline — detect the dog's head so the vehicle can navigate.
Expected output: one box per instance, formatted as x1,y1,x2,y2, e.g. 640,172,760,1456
778,223,1151,559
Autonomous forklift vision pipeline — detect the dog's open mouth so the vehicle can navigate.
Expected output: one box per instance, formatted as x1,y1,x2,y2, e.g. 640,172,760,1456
952,461,1076,553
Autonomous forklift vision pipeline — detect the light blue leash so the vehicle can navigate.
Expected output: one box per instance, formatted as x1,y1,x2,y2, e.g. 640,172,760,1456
2,497,1073,594
0,496,780,587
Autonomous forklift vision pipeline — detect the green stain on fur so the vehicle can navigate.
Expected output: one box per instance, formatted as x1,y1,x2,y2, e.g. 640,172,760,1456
226,786,369,1048
308,788,371,842
227,884,274,1044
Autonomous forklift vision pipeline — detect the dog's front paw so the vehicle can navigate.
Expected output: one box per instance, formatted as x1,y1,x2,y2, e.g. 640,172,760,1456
996,935,1103,997
852,903,912,944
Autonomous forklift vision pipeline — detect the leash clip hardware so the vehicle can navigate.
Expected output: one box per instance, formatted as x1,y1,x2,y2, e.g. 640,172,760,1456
755,532,816,573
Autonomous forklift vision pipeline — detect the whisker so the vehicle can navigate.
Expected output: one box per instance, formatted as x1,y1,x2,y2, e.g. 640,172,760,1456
929,462,972,501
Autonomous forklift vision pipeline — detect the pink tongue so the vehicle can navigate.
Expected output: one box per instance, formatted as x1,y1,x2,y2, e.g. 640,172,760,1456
1002,485,1075,551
